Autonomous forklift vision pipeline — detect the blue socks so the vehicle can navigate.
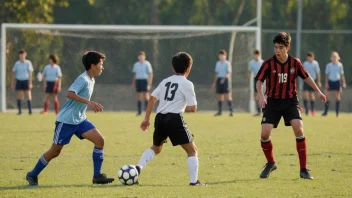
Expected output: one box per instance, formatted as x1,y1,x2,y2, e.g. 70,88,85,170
303,100,308,115
144,100,148,111
17,100,22,114
323,100,330,114
228,100,233,113
27,100,32,114
336,100,340,116
29,154,48,177
310,100,315,112
93,147,104,177
137,101,142,114
218,101,222,113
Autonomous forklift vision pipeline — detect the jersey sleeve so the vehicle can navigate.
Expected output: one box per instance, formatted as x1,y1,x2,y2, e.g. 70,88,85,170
248,61,252,71
146,62,153,73
12,63,17,72
28,61,34,72
42,66,47,77
325,64,330,74
151,83,161,100
214,62,219,73
316,62,320,73
57,66,63,77
183,82,197,106
227,62,232,73
255,61,269,82
68,77,87,94
340,64,344,75
297,60,309,79
132,63,136,73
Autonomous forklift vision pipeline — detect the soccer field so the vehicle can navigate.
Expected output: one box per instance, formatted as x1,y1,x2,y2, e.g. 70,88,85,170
0,112,351,198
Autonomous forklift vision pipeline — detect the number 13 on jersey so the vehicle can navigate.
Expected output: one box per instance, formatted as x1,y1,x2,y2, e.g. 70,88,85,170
164,82,179,101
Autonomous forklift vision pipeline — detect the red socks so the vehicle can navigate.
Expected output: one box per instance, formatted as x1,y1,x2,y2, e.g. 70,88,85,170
43,101,50,112
261,140,275,163
296,138,307,169
54,99,60,114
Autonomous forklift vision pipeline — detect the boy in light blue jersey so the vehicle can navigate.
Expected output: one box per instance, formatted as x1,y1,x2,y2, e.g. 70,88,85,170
42,54,62,115
132,51,153,115
248,50,264,116
26,51,114,186
11,49,34,115
302,52,321,116
212,50,233,116
322,52,346,117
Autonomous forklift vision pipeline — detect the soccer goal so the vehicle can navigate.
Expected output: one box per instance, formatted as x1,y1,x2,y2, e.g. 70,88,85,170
1,24,260,113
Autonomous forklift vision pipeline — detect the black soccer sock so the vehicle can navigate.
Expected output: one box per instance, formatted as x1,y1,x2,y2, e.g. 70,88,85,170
310,100,315,111
144,100,148,111
323,100,330,114
27,100,32,114
137,100,142,114
227,100,233,113
218,101,222,114
17,99,22,114
303,100,308,115
336,100,340,116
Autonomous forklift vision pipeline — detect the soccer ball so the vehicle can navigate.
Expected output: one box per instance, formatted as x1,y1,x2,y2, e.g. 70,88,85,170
118,164,139,185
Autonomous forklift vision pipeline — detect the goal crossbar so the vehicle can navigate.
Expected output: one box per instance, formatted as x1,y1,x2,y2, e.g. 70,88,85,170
1,23,260,112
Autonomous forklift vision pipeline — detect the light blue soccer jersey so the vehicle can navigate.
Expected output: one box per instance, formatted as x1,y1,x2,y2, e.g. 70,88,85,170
248,59,264,76
12,60,34,80
56,72,95,125
132,61,152,79
215,60,231,78
42,64,62,82
325,62,344,81
303,60,320,80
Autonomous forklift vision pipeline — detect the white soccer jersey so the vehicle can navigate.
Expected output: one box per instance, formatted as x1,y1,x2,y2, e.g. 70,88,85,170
152,75,197,114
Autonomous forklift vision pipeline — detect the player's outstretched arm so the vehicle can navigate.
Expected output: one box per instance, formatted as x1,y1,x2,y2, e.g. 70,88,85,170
66,91,104,112
304,77,327,103
140,96,157,131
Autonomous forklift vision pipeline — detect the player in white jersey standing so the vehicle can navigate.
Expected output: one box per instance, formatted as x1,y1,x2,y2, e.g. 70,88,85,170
132,51,153,115
11,49,34,115
248,49,264,116
135,52,206,186
302,52,321,116
322,51,346,117
42,54,62,115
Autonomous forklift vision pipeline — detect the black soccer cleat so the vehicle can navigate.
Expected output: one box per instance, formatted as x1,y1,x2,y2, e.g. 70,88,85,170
26,172,38,186
214,112,222,117
92,173,114,184
190,180,207,186
322,112,327,116
136,166,141,175
229,112,233,117
260,162,277,179
300,168,313,180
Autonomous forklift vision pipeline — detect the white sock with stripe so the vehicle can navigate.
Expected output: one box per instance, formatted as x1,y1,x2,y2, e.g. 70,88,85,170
137,148,155,169
187,156,199,184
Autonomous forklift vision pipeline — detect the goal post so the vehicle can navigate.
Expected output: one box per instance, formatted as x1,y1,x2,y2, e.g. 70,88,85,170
1,23,260,113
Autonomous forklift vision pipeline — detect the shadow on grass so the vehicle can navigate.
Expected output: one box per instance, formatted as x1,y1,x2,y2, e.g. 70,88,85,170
207,179,257,185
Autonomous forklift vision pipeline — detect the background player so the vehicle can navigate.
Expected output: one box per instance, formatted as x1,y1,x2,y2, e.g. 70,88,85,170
132,51,153,115
255,32,326,180
212,50,233,116
135,52,206,186
42,54,62,115
302,52,321,116
248,49,264,116
322,51,346,117
26,51,114,186
10,49,33,115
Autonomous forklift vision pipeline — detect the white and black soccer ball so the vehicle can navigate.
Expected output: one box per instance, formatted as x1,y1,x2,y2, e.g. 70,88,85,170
118,164,139,185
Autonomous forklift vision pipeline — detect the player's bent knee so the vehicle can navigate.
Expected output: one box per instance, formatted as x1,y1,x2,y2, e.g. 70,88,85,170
151,145,162,155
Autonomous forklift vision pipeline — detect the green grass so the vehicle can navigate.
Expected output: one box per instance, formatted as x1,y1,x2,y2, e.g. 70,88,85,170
0,112,352,198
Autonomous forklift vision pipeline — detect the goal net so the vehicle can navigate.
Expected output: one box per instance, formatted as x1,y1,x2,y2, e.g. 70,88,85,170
1,24,259,112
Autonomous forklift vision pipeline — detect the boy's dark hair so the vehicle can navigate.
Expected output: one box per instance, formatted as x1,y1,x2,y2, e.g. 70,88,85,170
306,52,314,57
172,52,193,74
49,54,59,64
19,48,26,54
254,49,261,55
138,51,146,56
82,51,106,71
219,49,227,56
273,32,291,47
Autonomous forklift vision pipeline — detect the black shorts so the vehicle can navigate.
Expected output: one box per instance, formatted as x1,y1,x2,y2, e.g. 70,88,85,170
303,81,315,92
216,78,229,94
261,97,302,128
254,79,258,93
136,79,148,92
153,113,193,146
46,81,58,94
15,80,29,91
328,80,341,91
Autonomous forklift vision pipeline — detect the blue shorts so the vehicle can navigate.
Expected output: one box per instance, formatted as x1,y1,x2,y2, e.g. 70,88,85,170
328,80,341,91
16,80,29,91
53,119,95,145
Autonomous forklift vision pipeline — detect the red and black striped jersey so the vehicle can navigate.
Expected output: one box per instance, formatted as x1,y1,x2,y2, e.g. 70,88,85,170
255,55,309,99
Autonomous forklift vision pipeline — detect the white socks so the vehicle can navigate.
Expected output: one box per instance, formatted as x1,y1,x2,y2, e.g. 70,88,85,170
137,148,155,169
187,156,199,183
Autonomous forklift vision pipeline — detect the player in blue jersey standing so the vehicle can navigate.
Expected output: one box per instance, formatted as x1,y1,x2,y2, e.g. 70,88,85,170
11,49,34,115
26,51,114,186
132,51,153,115
248,50,264,116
